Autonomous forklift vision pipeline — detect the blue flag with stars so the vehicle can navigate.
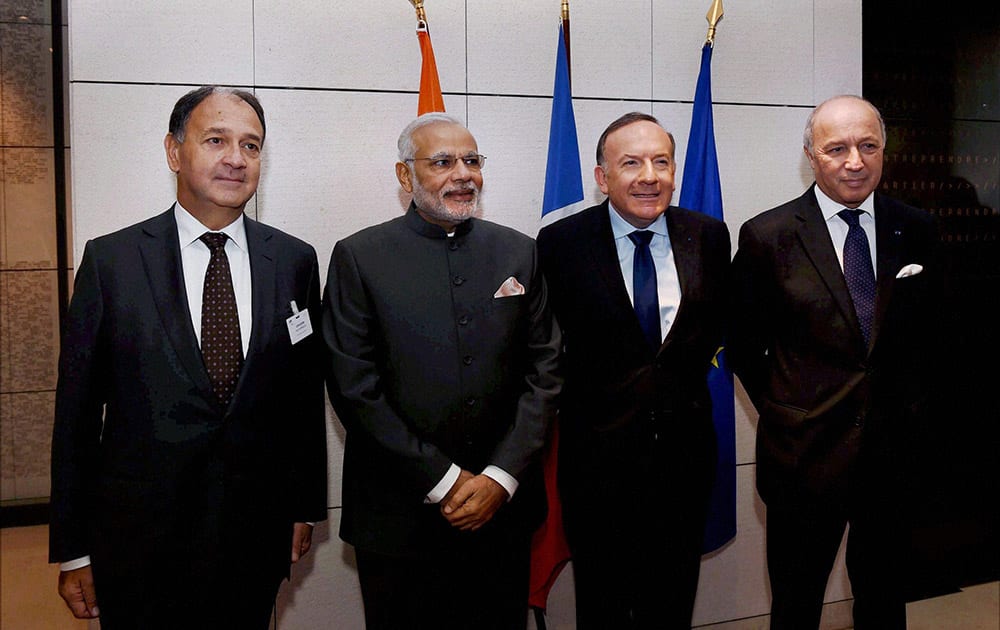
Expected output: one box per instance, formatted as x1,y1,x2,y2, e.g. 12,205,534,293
680,43,737,553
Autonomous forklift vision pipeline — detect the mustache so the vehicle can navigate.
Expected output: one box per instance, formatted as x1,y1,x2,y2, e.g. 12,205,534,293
443,184,480,196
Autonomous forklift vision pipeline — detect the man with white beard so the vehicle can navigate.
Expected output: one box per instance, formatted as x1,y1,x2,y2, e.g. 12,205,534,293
322,113,562,630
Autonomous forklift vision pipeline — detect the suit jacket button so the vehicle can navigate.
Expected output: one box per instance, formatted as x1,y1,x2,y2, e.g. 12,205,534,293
466,397,476,407
453,275,465,286
463,355,474,366
459,315,470,326
449,241,459,251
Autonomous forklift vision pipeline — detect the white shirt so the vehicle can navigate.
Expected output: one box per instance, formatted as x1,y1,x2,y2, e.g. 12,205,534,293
814,186,878,276
175,203,253,356
60,204,253,573
609,203,682,341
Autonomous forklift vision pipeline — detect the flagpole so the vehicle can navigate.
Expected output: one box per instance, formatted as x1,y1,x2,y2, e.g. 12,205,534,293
561,0,572,86
705,0,724,46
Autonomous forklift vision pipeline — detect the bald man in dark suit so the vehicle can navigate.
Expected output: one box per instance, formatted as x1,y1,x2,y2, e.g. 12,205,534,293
729,95,939,629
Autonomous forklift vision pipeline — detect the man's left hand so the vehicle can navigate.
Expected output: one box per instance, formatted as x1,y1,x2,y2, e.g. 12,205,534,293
441,474,508,531
291,522,314,562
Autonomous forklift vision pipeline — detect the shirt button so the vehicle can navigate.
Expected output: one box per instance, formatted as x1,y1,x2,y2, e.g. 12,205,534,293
453,276,465,286
463,355,474,366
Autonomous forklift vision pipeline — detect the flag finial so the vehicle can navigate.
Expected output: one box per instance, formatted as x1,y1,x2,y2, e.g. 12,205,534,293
409,0,427,25
561,0,569,21
705,0,724,46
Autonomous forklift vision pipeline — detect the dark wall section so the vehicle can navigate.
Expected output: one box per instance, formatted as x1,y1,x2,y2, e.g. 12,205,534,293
863,0,1000,598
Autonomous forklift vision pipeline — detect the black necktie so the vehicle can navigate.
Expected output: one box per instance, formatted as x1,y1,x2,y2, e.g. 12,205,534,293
628,230,661,352
838,209,876,346
200,232,243,406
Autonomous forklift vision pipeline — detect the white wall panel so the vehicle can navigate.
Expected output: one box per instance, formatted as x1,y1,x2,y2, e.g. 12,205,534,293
572,1,653,101
467,1,556,97
655,0,816,106
254,0,468,94
253,88,468,277
68,1,254,85
712,103,815,238
651,2,724,103
69,83,193,263
814,0,863,101
274,512,365,630
466,95,553,238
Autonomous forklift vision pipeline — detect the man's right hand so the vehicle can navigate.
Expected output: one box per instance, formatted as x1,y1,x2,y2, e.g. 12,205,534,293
58,566,99,619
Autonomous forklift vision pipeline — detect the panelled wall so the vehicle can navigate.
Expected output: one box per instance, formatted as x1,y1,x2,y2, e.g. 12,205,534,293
67,2,861,627
0,0,68,506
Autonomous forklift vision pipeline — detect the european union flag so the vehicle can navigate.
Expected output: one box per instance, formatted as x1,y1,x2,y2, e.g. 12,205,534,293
680,43,737,553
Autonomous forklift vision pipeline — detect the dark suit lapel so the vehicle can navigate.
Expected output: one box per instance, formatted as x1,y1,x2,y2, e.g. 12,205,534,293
793,190,863,343
871,195,905,345
588,202,639,322
664,206,699,350
234,216,276,406
138,207,215,399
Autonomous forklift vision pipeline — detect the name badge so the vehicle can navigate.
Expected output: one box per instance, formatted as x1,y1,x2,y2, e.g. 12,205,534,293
286,300,313,345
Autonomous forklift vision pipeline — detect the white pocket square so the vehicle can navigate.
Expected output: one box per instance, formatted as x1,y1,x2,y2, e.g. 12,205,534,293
895,263,923,279
494,276,525,298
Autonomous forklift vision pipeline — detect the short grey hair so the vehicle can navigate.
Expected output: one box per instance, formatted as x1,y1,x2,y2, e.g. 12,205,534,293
803,95,886,154
397,113,466,162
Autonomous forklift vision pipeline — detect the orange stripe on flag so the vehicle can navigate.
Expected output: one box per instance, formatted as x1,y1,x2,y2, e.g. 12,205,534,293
417,29,445,115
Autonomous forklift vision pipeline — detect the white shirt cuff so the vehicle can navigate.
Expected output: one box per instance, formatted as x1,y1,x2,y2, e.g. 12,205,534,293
59,556,91,571
482,465,518,501
425,463,461,504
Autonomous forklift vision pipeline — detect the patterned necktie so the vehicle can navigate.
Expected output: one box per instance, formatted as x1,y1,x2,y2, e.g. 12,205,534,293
628,230,661,352
199,232,243,406
838,209,876,346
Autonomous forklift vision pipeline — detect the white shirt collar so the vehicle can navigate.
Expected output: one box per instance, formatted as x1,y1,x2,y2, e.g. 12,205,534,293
608,202,668,240
813,185,876,222
174,202,248,253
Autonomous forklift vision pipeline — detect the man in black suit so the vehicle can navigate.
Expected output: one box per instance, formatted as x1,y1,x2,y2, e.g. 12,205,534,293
49,86,327,629
537,112,730,629
729,95,939,629
323,113,562,630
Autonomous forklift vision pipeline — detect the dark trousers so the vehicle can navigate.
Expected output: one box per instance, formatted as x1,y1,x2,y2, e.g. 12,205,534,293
93,564,282,630
355,531,530,630
562,420,714,630
766,502,906,630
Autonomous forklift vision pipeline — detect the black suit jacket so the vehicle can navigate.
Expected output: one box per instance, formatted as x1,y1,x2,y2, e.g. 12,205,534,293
323,209,562,557
537,201,730,533
729,187,939,509
49,207,327,586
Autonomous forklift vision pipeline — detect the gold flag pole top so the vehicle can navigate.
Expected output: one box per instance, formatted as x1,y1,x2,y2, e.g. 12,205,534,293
409,0,427,28
705,0,724,47
561,0,570,21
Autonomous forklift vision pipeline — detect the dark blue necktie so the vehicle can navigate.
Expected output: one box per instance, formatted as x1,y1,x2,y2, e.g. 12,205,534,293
628,230,661,351
838,209,876,346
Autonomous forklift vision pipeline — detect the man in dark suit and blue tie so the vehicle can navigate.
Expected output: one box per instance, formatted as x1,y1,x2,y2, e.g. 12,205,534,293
537,112,731,628
49,86,327,629
729,95,939,629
